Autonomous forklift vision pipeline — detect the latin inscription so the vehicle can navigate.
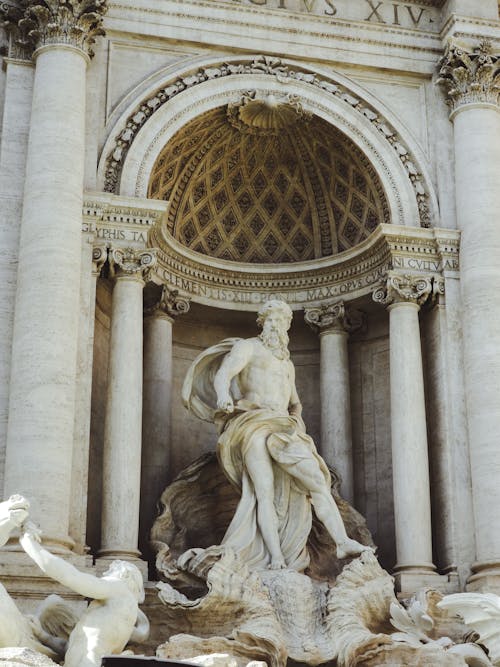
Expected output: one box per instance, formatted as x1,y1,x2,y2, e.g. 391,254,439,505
227,0,438,30
156,266,388,305
82,222,147,244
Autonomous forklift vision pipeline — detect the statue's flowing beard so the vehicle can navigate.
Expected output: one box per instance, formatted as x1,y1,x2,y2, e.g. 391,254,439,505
260,327,290,360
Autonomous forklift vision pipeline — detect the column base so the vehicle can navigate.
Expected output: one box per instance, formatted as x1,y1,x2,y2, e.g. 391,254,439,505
466,561,500,594
393,564,460,595
95,552,148,578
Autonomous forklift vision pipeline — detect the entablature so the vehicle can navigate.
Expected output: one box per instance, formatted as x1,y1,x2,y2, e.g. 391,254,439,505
82,192,459,312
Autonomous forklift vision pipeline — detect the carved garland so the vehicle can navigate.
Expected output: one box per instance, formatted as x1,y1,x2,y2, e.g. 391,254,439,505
103,55,432,228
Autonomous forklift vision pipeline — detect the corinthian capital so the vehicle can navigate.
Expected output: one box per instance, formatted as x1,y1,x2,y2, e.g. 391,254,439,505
304,300,364,334
145,285,190,321
109,247,157,283
372,273,433,307
1,0,108,59
437,40,500,114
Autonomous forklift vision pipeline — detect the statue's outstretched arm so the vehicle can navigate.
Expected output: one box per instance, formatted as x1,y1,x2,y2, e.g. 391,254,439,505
288,361,302,417
214,339,252,410
20,526,116,600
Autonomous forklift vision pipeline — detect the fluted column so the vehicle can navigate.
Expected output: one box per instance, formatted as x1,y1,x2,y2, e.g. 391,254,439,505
2,0,107,549
373,273,437,588
99,248,156,560
438,42,500,590
0,26,34,493
304,301,363,504
140,287,190,557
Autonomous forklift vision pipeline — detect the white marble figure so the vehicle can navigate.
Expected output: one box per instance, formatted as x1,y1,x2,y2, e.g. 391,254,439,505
20,524,149,667
182,299,368,571
0,495,30,547
438,593,500,666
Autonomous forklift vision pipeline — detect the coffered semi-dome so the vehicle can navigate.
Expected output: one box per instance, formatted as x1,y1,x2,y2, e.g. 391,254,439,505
148,98,389,264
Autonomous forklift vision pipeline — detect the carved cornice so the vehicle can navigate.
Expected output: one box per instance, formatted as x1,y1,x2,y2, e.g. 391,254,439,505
144,285,190,320
437,40,500,114
109,247,157,282
304,300,364,334
103,55,432,228
372,272,434,307
0,0,107,59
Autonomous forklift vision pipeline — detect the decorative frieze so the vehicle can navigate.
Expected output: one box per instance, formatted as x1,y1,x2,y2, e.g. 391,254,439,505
304,300,364,334
372,272,434,306
144,285,190,321
109,247,157,282
437,40,500,114
0,0,108,58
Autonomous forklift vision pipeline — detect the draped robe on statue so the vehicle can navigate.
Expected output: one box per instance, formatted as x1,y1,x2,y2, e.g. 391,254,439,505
182,338,331,571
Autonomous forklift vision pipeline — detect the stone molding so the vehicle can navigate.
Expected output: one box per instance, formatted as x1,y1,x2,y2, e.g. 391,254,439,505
144,285,190,321
0,0,107,59
304,300,364,334
83,192,168,247
372,272,435,307
103,55,432,228
109,247,157,283
82,194,459,311
437,40,500,114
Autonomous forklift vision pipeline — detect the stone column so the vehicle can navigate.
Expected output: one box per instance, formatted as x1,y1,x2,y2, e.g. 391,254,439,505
304,301,363,504
100,248,156,561
373,273,439,590
69,242,107,554
438,41,500,591
2,1,107,549
0,19,34,494
140,287,190,557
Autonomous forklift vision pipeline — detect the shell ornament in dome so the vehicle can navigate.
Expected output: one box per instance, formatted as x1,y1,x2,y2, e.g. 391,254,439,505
227,92,312,135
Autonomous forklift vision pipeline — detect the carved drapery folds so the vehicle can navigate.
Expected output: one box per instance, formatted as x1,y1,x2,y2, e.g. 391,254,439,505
144,285,191,321
438,40,500,114
304,300,364,334
372,272,434,307
0,0,108,58
109,247,157,283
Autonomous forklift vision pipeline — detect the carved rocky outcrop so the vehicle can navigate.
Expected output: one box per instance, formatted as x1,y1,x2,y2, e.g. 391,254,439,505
438,40,500,113
150,455,493,666
0,0,107,58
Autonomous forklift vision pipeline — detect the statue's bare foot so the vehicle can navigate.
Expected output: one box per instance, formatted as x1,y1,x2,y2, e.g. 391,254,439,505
268,557,286,570
336,538,373,560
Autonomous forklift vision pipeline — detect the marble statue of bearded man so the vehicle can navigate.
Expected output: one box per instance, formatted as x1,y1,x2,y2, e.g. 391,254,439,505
182,300,367,572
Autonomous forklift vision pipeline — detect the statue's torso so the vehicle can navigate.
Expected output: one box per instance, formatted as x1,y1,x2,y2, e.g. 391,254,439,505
238,338,292,413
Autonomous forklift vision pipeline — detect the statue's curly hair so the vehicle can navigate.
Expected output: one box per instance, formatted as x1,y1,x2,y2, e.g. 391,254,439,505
256,299,293,329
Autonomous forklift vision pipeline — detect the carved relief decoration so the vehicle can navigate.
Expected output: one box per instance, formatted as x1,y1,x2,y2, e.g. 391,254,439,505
304,300,365,334
109,247,157,281
372,271,434,306
103,56,432,228
438,40,500,113
144,285,191,320
148,105,388,264
0,0,107,58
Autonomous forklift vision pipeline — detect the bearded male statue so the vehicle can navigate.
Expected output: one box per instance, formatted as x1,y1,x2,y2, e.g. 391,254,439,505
182,299,368,572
